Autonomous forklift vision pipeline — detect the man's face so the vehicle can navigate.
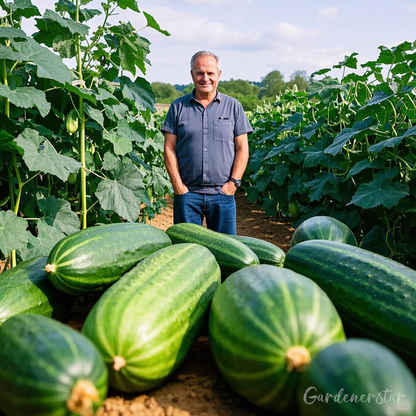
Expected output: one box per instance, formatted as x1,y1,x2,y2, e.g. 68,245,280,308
191,55,221,97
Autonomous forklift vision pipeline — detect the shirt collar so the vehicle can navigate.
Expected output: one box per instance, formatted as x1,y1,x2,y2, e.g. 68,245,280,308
190,89,221,103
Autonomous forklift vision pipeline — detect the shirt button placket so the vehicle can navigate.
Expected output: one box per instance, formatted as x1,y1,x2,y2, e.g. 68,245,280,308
202,109,209,184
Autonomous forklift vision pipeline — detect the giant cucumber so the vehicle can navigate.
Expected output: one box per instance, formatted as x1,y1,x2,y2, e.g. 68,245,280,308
46,222,172,295
284,240,416,364
0,256,73,324
209,264,346,414
0,314,108,416
166,223,259,276
82,243,221,392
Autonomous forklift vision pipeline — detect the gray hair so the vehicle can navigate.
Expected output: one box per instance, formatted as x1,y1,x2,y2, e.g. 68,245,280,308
190,51,221,72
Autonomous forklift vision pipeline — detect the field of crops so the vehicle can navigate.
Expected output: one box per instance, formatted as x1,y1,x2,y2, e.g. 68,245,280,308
0,0,415,415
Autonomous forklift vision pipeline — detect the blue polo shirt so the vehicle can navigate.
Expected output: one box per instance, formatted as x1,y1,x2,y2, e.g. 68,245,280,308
162,90,252,194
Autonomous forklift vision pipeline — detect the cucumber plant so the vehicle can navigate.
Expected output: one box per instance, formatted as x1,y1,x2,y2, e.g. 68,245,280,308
0,0,171,266
245,42,416,267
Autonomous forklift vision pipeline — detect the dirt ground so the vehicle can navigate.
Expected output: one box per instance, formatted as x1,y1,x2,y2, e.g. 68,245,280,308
3,193,295,416
88,193,294,416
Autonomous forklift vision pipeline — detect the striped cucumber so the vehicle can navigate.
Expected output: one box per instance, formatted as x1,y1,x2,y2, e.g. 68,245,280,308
284,240,416,364
291,216,357,247
82,243,221,392
0,256,74,324
209,264,346,414
298,339,416,416
46,222,172,295
229,234,285,266
165,223,259,276
0,314,108,416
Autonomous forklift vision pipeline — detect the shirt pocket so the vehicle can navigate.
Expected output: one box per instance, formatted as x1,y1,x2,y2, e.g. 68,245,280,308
213,119,233,142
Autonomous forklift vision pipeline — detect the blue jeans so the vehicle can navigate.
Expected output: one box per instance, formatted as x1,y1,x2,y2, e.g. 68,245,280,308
173,192,236,235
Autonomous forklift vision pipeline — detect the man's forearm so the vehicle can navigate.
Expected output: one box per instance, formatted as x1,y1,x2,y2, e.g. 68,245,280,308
231,134,249,179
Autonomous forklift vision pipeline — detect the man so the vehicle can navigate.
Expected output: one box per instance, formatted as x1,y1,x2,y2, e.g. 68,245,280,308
162,51,252,235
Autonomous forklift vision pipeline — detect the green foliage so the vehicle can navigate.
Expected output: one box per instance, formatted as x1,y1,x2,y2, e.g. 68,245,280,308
0,0,172,263
151,82,181,103
246,42,416,267
259,70,285,98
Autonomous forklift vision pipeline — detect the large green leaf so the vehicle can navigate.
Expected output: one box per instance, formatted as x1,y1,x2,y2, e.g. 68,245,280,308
0,26,27,40
276,113,302,134
143,11,170,36
1,0,40,20
369,125,416,152
37,196,79,235
347,157,385,177
265,136,300,159
103,131,132,156
361,90,394,108
15,128,82,180
36,9,89,36
11,37,72,85
19,220,65,261
119,75,155,112
95,158,144,222
118,119,145,143
150,166,171,196
0,84,50,117
288,172,308,200
304,171,338,201
84,102,104,126
324,117,374,155
271,164,290,186
349,168,409,209
116,0,140,12
0,210,30,258
0,129,20,152
303,137,341,169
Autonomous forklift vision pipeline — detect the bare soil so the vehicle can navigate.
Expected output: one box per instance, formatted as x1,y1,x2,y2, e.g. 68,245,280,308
4,193,295,416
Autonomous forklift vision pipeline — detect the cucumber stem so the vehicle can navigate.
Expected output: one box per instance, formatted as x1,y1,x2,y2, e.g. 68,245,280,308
44,264,56,273
113,355,126,371
67,379,100,416
285,345,311,372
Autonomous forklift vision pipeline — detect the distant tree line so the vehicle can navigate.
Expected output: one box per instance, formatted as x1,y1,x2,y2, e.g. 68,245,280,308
151,70,310,111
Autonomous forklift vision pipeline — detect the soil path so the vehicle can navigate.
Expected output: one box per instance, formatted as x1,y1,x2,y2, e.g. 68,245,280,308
90,193,295,416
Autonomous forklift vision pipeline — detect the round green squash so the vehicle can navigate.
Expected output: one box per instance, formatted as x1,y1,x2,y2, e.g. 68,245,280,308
0,314,108,416
291,216,357,247
82,243,221,393
208,264,346,414
298,338,416,416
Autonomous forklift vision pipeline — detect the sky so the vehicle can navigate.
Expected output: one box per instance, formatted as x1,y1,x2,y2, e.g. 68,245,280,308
23,0,416,85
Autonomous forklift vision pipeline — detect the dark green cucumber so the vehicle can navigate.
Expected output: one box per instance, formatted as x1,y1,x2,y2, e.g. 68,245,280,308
209,264,346,414
298,339,416,416
82,243,221,393
0,314,108,416
165,223,259,276
46,222,172,295
229,234,285,266
0,256,74,324
291,216,357,247
284,240,416,364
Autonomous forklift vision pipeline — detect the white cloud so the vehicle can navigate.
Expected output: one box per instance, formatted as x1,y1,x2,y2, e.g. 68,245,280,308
133,6,261,50
318,6,338,20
